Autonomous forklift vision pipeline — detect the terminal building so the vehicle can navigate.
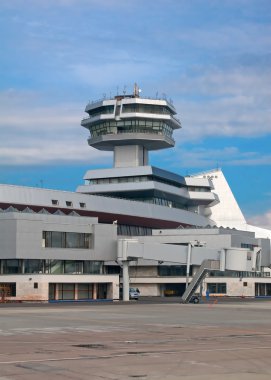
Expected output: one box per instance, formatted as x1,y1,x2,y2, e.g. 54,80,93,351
0,84,270,302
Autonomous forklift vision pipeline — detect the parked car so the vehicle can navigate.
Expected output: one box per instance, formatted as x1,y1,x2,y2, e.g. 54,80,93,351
129,287,140,300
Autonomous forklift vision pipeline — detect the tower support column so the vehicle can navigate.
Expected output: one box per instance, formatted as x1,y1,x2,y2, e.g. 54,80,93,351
114,145,148,167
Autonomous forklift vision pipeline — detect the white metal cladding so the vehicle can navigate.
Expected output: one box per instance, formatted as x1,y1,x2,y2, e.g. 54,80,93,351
0,212,117,261
0,184,215,226
117,239,257,272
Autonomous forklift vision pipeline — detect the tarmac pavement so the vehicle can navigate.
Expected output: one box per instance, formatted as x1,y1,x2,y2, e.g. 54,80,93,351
1,299,271,379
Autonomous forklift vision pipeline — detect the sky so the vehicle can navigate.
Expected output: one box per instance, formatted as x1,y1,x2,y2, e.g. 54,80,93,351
0,0,270,228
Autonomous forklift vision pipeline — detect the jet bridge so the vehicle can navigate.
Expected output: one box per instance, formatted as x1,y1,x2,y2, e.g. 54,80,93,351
117,239,261,302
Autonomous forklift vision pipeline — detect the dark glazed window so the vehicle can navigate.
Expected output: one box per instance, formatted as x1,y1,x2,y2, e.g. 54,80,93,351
24,259,44,273
0,283,16,296
207,283,227,294
3,260,22,274
43,231,92,249
158,265,187,276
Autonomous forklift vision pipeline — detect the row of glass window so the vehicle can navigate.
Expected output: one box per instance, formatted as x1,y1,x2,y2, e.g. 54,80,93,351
0,260,103,275
255,283,271,296
49,283,108,300
122,104,171,115
131,196,188,211
86,104,172,119
158,265,191,277
188,186,210,192
88,120,173,139
43,231,92,249
210,270,270,278
51,200,86,208
117,224,152,236
95,193,188,211
207,283,227,294
87,105,114,117
89,175,150,185
241,243,258,250
88,174,184,188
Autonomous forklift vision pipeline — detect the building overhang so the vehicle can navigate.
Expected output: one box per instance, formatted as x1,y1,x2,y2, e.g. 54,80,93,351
88,133,175,151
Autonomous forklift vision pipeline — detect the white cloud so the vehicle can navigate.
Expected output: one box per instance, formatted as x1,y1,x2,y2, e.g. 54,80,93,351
169,68,271,142
154,146,271,170
0,90,111,165
248,210,271,229
1,85,270,167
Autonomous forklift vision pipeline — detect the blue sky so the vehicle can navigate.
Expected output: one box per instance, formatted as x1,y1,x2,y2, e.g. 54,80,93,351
0,0,270,227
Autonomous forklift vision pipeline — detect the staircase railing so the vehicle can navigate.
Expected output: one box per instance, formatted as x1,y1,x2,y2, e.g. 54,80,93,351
181,259,220,303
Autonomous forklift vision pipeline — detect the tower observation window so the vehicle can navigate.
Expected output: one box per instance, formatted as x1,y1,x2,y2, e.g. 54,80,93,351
122,104,171,115
87,105,114,117
88,120,173,139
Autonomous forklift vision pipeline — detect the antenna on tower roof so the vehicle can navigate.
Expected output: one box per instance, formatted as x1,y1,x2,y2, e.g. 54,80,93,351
133,83,141,97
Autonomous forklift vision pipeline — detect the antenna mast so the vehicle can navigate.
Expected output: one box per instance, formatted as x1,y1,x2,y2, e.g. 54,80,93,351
133,83,140,97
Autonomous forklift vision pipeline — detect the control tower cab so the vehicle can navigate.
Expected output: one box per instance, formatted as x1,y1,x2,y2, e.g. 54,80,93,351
81,84,181,167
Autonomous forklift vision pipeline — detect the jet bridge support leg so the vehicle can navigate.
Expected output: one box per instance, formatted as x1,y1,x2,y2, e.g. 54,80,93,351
186,243,192,289
122,260,130,302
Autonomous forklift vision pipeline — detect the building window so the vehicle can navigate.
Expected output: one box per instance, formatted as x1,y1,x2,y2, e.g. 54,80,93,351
78,284,93,300
58,283,75,300
83,261,102,274
255,283,271,296
66,201,73,207
79,202,86,208
105,265,121,275
42,231,92,249
34,283,38,289
2,260,22,274
24,259,44,274
241,243,257,250
0,283,16,297
51,199,59,205
207,283,227,294
45,260,64,274
64,261,83,274
158,265,187,277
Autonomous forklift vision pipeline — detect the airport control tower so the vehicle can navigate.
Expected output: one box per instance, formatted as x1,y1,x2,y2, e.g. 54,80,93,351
78,85,217,215
81,84,181,168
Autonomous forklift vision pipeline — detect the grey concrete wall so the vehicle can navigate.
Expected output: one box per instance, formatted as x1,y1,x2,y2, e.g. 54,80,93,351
141,233,233,250
257,238,271,267
0,218,17,258
0,213,117,261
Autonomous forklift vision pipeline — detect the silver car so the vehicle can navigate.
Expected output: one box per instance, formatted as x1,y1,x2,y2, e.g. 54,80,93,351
129,288,140,300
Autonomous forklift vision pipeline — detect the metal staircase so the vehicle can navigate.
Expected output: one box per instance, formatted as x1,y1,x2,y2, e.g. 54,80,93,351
181,259,220,303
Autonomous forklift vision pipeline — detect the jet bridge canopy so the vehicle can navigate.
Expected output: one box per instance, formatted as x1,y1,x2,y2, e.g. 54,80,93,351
117,238,261,301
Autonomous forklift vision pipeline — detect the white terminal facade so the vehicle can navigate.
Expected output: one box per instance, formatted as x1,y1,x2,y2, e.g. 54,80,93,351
0,84,271,302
